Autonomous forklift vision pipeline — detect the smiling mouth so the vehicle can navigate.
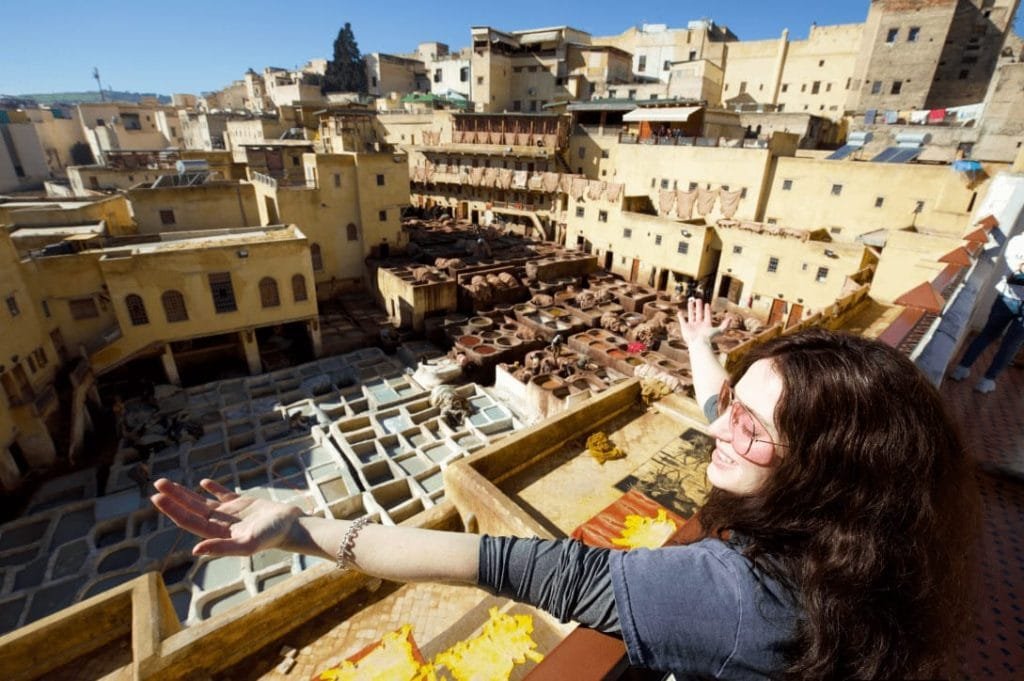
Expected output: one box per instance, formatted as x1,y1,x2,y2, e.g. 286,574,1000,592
714,447,737,466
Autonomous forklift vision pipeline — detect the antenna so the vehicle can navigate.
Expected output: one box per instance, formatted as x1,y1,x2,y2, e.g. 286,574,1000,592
93,67,106,102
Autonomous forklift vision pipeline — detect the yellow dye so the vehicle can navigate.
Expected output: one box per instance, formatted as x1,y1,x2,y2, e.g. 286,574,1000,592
611,509,678,549
430,607,544,681
316,609,543,681
317,625,422,681
586,431,625,464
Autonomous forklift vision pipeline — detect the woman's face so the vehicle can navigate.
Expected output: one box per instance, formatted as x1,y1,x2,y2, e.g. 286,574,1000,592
706,359,786,496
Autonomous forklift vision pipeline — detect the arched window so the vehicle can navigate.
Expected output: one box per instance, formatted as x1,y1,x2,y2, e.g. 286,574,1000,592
310,243,323,271
291,274,308,302
259,277,280,308
161,290,188,322
125,294,149,326
346,223,358,241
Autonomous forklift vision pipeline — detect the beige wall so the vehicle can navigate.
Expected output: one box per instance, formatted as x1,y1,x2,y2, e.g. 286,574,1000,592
713,226,867,313
96,228,317,354
763,156,996,241
127,183,261,234
376,268,457,330
0,196,134,234
775,24,862,117
870,227,962,303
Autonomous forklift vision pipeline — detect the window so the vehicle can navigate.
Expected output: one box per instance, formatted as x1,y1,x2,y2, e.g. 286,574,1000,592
69,297,99,320
378,209,387,221
766,218,778,225
333,173,341,188
5,295,18,317
826,83,832,92
663,60,671,71
578,146,586,159
886,28,899,43
477,76,484,85
376,173,385,186
740,188,747,199
291,156,300,167
739,81,747,94
371,76,378,88
41,300,50,318
292,274,308,302
346,223,358,241
623,228,632,239
891,80,902,95
767,257,779,273
816,267,829,283
874,196,885,208
818,60,825,67
654,235,662,246
627,89,637,99
733,245,743,255
688,50,697,60
512,100,522,111
159,209,176,225
208,273,237,313
801,84,807,93
310,243,323,271
575,206,585,218
259,277,280,308
782,179,793,191
649,94,659,100
914,200,925,213
660,179,669,189
434,69,442,83
638,55,647,71
830,227,843,235
870,80,882,94
600,149,609,159
908,27,920,42
781,83,789,93
811,81,821,94
677,241,689,255
831,184,843,196
688,182,698,191
460,66,469,82
161,290,188,322
598,211,608,223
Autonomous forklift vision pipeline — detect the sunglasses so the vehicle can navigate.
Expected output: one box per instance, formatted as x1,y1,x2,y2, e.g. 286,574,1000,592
717,381,787,466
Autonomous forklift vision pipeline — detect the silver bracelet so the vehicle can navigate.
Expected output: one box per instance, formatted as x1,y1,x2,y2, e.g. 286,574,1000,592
335,516,371,570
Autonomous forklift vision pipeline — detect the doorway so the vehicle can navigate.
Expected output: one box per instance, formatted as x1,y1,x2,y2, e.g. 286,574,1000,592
604,250,614,271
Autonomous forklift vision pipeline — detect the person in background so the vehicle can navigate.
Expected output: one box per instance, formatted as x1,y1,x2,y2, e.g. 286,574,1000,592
949,233,1024,393
151,300,978,680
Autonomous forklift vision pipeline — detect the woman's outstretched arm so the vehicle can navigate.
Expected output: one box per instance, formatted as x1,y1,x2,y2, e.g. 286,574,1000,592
678,297,729,412
151,477,480,583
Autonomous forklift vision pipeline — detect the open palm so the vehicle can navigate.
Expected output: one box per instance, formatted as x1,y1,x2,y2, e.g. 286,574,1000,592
151,478,303,557
677,297,728,347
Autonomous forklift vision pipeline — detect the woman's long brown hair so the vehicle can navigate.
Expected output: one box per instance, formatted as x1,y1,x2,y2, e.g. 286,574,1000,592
699,328,980,679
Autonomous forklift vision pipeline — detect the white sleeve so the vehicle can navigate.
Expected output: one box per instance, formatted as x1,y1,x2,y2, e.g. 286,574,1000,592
1005,235,1024,273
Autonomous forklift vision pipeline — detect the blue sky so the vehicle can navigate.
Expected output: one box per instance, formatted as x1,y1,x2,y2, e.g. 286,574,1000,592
2,0,1020,96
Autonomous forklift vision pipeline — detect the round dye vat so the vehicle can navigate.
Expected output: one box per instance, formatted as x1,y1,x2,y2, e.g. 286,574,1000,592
495,336,521,347
480,330,501,340
458,335,481,348
475,344,497,356
97,546,140,574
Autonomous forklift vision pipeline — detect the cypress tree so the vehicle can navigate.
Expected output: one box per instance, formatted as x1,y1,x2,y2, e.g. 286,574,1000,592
323,23,368,94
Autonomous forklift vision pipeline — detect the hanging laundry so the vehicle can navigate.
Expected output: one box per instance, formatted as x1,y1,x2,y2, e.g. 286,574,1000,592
482,167,498,188
884,110,898,124
587,181,606,200
864,109,877,125
719,190,743,219
469,167,485,186
497,168,514,190
558,174,573,194
570,177,588,201
605,183,624,202
513,170,528,189
527,173,544,191
928,108,947,124
696,188,719,216
658,189,677,215
909,110,930,124
675,190,696,219
541,172,560,193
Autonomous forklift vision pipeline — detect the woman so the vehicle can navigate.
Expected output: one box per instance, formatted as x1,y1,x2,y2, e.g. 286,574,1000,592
151,299,978,680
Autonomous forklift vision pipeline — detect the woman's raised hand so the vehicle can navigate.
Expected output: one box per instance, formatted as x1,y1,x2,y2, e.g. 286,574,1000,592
677,297,728,347
151,477,303,557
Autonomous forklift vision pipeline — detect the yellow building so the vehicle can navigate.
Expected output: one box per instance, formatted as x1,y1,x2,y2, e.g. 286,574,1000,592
251,150,410,296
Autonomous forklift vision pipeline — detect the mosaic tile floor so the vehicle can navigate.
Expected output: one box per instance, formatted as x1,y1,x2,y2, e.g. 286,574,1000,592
943,343,1024,680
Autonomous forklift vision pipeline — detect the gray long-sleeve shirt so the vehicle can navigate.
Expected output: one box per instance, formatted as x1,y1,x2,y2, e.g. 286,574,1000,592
478,535,799,680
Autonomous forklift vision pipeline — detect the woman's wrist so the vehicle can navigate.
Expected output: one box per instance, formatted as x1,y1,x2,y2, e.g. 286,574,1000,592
279,507,318,555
